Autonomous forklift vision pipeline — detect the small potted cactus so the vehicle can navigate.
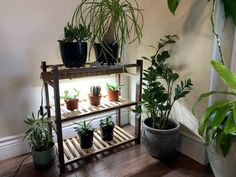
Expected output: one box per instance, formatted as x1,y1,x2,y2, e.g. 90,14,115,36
89,85,102,106
106,83,123,102
61,89,80,111
74,120,94,149
100,116,115,141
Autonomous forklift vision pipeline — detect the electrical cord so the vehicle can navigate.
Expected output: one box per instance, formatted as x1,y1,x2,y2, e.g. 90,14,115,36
12,154,31,177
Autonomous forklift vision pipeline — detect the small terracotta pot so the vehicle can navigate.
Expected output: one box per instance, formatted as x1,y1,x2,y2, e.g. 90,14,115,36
107,90,119,102
64,98,79,111
89,95,102,106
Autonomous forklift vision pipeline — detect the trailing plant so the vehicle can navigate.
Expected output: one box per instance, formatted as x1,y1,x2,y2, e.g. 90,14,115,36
168,0,236,25
63,22,91,42
133,35,193,129
72,0,144,62
24,112,53,151
61,89,80,100
90,85,101,96
106,83,123,91
74,120,93,134
100,116,114,127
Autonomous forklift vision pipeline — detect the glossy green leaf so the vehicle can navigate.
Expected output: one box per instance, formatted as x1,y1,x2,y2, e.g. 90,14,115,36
168,0,181,15
209,105,229,128
219,132,233,156
198,100,231,136
211,60,236,92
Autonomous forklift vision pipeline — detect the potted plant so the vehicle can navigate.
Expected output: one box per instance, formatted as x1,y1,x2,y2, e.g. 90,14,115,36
24,112,55,168
106,83,123,102
72,0,143,65
58,22,90,68
74,120,94,149
61,89,80,111
89,85,102,106
193,60,236,177
133,35,193,160
100,116,115,141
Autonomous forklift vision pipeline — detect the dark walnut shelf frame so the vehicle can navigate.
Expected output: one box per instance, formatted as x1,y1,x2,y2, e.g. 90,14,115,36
40,60,143,174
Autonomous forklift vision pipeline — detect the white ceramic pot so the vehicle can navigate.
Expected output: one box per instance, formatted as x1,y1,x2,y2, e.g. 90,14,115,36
207,136,236,177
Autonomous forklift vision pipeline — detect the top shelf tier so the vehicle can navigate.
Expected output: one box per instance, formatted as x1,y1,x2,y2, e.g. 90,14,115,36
41,62,140,81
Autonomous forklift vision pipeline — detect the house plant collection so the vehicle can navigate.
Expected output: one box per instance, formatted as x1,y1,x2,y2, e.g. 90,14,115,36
24,112,55,168
58,22,90,67
133,35,193,160
89,85,102,106
72,0,143,64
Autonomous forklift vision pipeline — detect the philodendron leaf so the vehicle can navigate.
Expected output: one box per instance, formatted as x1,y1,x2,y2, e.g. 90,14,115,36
198,100,231,136
168,0,181,15
211,60,236,92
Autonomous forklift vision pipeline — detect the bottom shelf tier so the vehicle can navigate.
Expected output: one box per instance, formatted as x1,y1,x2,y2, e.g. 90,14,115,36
56,126,135,164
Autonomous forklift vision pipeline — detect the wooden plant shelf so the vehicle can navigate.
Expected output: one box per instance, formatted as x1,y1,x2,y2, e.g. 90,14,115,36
56,126,135,164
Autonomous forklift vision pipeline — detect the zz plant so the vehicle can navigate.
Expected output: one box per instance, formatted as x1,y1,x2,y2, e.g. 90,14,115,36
134,35,193,129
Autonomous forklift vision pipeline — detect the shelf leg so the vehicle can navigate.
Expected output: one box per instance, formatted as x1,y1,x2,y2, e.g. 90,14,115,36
116,73,121,126
135,60,143,144
52,66,65,174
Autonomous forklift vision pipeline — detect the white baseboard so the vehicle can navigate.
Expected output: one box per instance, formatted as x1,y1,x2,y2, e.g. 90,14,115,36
0,110,129,161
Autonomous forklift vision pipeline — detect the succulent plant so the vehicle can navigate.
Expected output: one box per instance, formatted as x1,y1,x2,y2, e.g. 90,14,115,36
90,85,101,96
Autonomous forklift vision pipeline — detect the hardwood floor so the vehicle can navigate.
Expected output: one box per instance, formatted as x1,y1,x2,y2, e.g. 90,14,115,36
0,143,213,177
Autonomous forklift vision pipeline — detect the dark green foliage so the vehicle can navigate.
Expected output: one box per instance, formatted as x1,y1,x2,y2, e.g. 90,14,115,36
90,85,101,96
100,116,114,127
24,112,52,151
106,83,123,91
133,35,193,130
63,22,90,42
74,120,93,134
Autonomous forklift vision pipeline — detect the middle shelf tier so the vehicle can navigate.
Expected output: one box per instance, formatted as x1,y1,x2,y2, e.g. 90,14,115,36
50,96,137,124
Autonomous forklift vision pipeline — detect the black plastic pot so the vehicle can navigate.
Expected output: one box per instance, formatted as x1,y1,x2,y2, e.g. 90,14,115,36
100,123,115,141
93,43,119,65
59,41,87,68
78,130,94,149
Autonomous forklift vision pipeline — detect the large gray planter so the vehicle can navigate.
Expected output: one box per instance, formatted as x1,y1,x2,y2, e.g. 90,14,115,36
142,118,180,160
207,134,236,177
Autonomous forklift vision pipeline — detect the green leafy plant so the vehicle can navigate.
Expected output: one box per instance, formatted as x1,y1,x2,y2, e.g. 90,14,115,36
24,112,53,151
90,85,101,96
106,83,123,91
63,22,91,42
72,0,144,62
61,89,80,100
167,0,236,25
193,60,236,156
133,35,193,129
100,116,114,127
74,120,93,134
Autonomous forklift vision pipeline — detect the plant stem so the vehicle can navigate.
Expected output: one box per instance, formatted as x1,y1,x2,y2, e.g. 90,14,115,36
211,0,225,65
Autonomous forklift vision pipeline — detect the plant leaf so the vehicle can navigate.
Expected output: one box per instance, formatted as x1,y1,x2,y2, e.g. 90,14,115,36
168,0,181,15
211,60,236,92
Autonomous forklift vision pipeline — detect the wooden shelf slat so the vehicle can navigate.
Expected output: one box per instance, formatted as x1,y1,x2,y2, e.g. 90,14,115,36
56,126,135,164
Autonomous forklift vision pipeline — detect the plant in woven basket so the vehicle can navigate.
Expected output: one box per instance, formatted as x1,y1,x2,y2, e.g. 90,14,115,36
100,116,115,141
74,120,94,149
89,85,102,106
